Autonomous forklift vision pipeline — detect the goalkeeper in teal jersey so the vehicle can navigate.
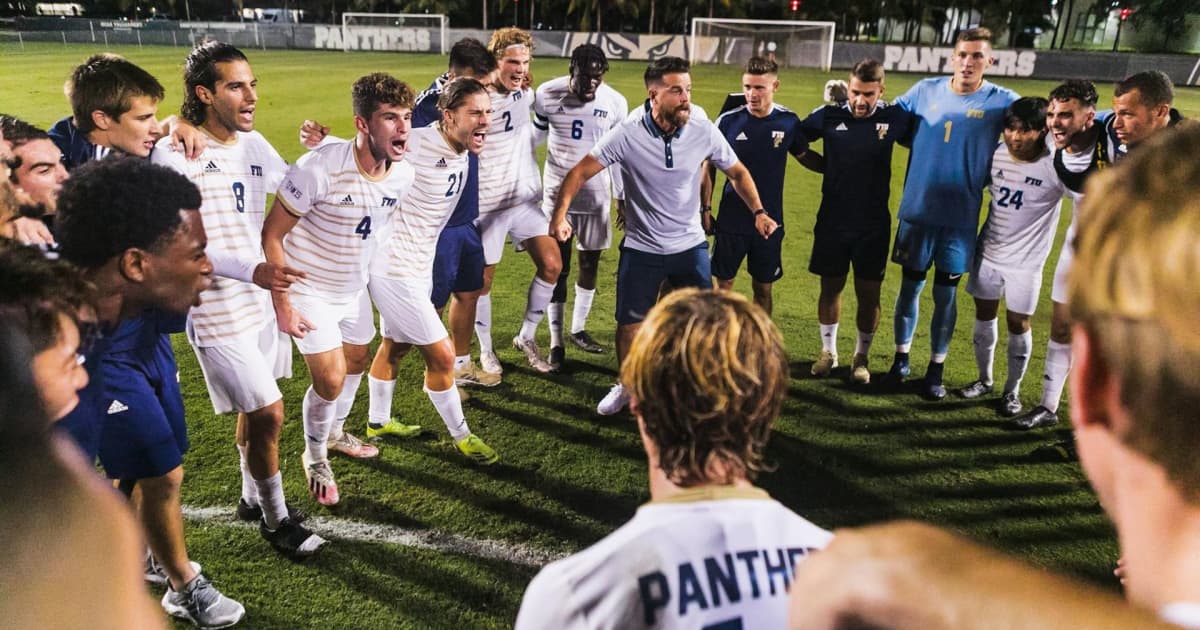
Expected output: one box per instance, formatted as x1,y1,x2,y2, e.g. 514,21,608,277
886,27,1018,399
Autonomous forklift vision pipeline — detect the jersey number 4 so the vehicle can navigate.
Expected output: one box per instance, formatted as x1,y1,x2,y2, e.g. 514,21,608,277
355,216,372,240
995,186,1024,210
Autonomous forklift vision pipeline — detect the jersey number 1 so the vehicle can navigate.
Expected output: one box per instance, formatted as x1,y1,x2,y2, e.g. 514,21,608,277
943,121,952,143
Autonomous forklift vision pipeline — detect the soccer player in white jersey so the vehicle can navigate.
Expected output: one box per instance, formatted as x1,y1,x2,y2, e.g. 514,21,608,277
263,73,415,506
532,44,628,366
473,27,563,375
551,56,774,416
516,289,832,629
152,42,323,554
955,97,1066,419
366,77,500,466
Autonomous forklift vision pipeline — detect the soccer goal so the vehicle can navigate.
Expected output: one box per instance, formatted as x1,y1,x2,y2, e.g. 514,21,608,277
690,18,836,72
341,12,448,55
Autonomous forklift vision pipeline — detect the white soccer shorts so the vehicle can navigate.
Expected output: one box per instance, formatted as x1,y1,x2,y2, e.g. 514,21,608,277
476,200,551,265
288,289,376,355
369,276,449,346
188,319,291,415
566,210,612,251
966,257,1044,316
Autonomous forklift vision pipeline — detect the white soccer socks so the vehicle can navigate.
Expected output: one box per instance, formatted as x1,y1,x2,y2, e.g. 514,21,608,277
425,384,470,441
331,372,362,439
973,318,998,386
1040,340,1073,413
518,276,556,342
302,386,336,463
367,375,396,428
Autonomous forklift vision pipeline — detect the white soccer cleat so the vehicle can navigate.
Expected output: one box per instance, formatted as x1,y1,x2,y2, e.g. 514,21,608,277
479,350,503,375
597,383,629,416
513,335,554,373
301,451,340,506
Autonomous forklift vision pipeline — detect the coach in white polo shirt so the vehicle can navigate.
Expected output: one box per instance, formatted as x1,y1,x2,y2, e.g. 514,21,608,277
551,56,776,416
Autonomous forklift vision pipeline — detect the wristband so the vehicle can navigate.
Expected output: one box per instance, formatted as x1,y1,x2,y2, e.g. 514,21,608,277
700,206,712,214
753,209,766,217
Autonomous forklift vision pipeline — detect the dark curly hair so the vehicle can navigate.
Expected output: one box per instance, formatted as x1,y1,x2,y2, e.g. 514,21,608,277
1050,79,1098,108
56,156,202,270
182,41,249,126
0,239,95,353
352,73,415,120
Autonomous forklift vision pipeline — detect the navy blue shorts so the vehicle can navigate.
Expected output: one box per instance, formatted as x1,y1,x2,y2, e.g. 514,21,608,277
710,227,784,284
615,241,712,325
809,226,890,281
431,222,486,309
890,219,976,275
97,335,188,481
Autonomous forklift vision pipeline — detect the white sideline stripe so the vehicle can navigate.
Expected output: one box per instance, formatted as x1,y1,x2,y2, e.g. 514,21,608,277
181,505,566,567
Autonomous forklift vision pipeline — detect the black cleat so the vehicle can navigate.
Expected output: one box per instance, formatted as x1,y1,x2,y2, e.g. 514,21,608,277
260,517,327,558
881,352,911,387
922,361,946,400
568,330,605,354
237,498,308,524
549,345,565,372
1030,438,1077,462
1011,405,1060,430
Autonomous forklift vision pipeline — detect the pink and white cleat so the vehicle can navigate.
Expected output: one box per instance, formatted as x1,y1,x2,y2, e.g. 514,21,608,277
302,451,340,506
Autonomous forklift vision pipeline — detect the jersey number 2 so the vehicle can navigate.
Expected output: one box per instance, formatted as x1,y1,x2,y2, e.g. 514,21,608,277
501,111,514,132
355,216,372,240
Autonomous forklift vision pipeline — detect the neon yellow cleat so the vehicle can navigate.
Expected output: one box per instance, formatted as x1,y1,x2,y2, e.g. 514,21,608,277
455,434,499,466
366,418,422,439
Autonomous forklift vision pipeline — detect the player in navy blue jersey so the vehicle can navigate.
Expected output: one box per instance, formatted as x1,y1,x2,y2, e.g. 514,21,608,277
706,56,809,317
798,59,913,384
886,27,1018,400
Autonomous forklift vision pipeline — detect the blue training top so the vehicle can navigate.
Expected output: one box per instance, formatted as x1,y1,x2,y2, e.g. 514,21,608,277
713,104,806,235
894,77,1018,231
799,101,913,232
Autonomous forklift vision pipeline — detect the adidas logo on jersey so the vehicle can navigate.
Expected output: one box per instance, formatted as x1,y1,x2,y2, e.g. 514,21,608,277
835,123,849,131
340,194,354,205
735,132,749,141
435,158,448,168
204,160,220,173
107,399,129,415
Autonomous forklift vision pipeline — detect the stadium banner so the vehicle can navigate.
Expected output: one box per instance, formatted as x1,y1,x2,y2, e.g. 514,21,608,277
834,41,1200,85
10,18,1200,86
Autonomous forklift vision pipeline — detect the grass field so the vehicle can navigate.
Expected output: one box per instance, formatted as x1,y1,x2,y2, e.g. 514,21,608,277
3,43,1199,629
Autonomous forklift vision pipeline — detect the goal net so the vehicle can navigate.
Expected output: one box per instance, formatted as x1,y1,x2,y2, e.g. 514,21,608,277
341,12,448,54
690,19,835,72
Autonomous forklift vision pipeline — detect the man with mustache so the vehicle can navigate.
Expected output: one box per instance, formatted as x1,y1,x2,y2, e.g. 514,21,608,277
551,56,774,416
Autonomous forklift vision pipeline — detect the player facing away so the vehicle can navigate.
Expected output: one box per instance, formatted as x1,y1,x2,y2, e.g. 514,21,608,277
1012,72,1181,431
152,42,323,556
707,56,809,317
515,289,832,629
886,27,1019,399
366,77,500,466
473,27,563,374
956,97,1065,417
533,44,628,366
263,74,416,506
551,56,774,416
798,59,912,384
55,157,247,628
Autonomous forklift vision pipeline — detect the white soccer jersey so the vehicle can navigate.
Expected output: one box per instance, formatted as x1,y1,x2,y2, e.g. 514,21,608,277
534,77,628,216
276,140,414,298
152,131,286,347
977,143,1066,270
371,125,469,283
515,487,833,630
478,86,542,215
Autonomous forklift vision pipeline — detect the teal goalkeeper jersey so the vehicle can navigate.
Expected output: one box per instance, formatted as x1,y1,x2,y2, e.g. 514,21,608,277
895,77,1018,231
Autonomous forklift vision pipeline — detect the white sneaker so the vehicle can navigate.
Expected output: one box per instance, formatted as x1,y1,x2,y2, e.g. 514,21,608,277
811,350,839,377
513,335,554,373
161,574,246,628
144,552,201,586
479,350,503,375
597,383,629,416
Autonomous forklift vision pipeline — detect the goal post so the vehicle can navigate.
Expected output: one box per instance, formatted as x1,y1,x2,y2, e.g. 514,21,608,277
690,18,836,72
341,12,448,54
